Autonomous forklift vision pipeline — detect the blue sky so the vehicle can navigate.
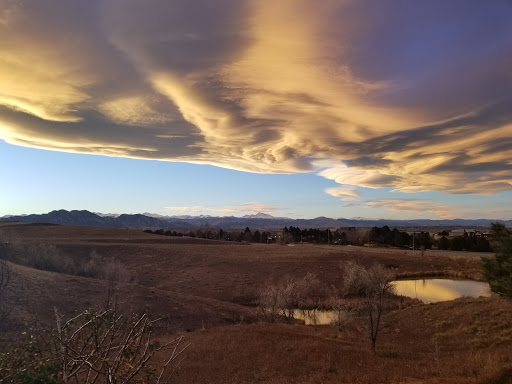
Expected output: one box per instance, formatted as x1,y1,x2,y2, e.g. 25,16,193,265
3,140,511,220
1,1,512,220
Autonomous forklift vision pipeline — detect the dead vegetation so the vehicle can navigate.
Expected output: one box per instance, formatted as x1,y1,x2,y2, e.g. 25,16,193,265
0,257,11,325
0,305,189,383
0,222,511,383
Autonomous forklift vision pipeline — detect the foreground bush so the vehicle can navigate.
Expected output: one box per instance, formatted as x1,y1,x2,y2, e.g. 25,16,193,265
0,307,188,383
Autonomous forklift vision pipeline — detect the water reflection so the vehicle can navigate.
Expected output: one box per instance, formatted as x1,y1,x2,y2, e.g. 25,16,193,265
392,279,490,303
293,309,336,325
292,279,490,326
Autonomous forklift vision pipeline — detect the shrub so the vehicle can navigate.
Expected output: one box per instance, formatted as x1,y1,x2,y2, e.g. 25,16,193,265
259,273,325,323
0,307,188,384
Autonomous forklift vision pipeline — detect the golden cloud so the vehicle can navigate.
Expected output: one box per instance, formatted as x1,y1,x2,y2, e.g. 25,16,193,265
325,186,361,201
1,0,511,197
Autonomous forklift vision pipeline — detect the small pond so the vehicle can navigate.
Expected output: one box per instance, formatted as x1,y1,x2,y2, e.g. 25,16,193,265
392,278,490,304
293,279,491,325
293,309,338,325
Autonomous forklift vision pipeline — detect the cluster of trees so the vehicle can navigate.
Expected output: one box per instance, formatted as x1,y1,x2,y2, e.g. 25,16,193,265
369,226,431,249
258,261,397,353
437,233,491,252
145,225,497,254
281,226,337,244
144,227,277,243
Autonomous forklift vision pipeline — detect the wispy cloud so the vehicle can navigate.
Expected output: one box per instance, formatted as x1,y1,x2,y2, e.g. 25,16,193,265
365,199,458,219
165,203,278,216
325,186,360,201
1,1,511,197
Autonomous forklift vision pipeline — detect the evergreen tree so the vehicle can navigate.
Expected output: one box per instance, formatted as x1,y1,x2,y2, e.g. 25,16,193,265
482,224,512,298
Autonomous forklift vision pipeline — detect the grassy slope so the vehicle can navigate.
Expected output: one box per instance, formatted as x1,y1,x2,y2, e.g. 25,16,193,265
176,297,512,384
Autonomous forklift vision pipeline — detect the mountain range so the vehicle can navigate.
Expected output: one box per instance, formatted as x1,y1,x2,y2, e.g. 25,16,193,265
2,210,511,230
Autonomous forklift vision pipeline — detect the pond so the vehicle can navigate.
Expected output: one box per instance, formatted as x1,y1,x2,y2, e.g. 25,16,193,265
392,278,490,304
293,309,338,325
293,279,491,325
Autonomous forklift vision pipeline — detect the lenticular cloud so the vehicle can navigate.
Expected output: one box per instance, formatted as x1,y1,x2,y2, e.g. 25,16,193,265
1,0,511,195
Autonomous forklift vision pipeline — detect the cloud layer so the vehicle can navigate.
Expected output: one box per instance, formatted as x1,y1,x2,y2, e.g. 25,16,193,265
1,0,512,195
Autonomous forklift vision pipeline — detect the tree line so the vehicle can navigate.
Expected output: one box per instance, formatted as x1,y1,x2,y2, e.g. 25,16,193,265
144,225,492,252
436,231,491,252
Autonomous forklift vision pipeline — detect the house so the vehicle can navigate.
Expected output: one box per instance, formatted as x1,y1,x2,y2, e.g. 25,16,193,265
448,229,476,237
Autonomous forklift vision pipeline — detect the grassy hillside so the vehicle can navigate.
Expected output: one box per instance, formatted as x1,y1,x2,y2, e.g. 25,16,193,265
1,222,510,383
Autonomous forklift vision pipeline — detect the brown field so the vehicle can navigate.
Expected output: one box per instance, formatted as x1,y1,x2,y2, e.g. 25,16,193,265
1,222,511,383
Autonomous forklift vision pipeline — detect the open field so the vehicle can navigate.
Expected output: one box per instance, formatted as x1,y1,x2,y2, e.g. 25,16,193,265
1,222,510,383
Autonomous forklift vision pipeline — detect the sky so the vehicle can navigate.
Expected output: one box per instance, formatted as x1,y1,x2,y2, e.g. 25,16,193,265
1,1,512,220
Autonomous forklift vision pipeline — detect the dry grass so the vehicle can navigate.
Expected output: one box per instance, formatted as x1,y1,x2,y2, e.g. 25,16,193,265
1,222,510,383
173,297,512,384
0,223,485,304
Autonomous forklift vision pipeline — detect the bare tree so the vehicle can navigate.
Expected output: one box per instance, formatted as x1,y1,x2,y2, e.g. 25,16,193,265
342,261,396,353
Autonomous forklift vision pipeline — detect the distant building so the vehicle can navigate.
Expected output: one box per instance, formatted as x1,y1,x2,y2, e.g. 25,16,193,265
448,229,476,237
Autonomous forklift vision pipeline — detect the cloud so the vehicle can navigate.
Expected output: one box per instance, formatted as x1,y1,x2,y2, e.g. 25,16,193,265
365,199,458,219
165,203,278,216
325,186,360,201
1,0,512,196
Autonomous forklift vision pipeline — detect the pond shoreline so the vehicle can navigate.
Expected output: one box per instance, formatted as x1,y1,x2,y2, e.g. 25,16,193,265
395,270,485,282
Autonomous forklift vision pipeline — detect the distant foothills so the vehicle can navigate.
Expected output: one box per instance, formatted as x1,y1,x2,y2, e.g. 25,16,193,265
2,209,511,230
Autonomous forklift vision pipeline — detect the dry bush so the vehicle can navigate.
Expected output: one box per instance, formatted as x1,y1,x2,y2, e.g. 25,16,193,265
28,243,77,274
77,250,132,307
1,243,131,307
258,281,282,322
259,276,303,322
0,257,11,324
259,276,300,322
2,241,78,276
0,306,188,384
295,272,325,308
75,250,103,278
101,257,131,307
341,260,366,297
259,273,326,323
